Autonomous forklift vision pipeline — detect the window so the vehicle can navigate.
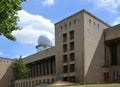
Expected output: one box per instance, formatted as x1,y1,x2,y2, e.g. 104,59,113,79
70,64,75,72
104,72,109,81
94,22,95,25
51,78,54,83
69,76,76,82
47,79,50,83
110,44,118,66
69,31,74,40
98,24,99,28
63,65,68,73
63,33,67,42
65,24,67,28
63,44,67,53
89,19,91,23
70,42,74,51
61,26,63,29
29,81,31,86
63,77,68,81
74,20,76,24
70,53,75,61
69,22,71,26
63,55,67,63
39,80,41,84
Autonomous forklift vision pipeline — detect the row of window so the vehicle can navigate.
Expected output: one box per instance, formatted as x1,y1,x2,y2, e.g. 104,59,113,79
89,19,99,28
15,78,55,87
63,53,75,63
63,76,76,82
63,64,75,73
63,30,74,42
61,20,77,30
104,71,120,81
0,60,9,63
63,42,74,53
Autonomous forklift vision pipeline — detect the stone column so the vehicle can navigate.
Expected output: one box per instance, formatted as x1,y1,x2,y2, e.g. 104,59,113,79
105,45,110,66
53,59,55,74
41,62,43,75
117,44,120,65
32,64,34,77
38,63,40,76
48,60,51,75
45,61,47,75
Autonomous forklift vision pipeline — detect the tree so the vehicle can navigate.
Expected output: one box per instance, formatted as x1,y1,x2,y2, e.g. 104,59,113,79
0,0,26,41
12,57,29,79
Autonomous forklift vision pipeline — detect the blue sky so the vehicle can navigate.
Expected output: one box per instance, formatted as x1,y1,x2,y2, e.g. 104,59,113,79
0,0,120,59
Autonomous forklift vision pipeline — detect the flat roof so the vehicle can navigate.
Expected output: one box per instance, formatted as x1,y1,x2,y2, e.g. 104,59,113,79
55,9,110,27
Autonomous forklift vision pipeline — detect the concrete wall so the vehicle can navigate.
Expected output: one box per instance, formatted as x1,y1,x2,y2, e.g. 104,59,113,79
23,47,55,64
105,24,120,41
14,75,55,87
0,58,14,87
83,12,109,84
55,10,85,83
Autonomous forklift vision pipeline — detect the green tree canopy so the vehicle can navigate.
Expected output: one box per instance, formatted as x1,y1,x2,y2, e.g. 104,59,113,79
0,0,26,41
13,57,29,79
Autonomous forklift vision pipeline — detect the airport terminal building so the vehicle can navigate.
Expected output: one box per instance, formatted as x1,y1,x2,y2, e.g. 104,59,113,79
1,10,120,87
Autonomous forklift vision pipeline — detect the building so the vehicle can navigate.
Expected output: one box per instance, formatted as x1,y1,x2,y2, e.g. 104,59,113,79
0,57,14,87
1,9,120,87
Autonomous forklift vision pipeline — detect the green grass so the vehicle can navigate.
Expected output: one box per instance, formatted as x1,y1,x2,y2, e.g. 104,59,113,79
48,83,120,87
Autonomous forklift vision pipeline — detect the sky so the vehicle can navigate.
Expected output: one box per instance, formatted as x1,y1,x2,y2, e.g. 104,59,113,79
0,0,120,59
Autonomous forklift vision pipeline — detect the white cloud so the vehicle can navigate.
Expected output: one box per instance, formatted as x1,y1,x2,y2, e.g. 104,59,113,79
92,0,120,13
42,0,54,6
113,17,120,25
12,10,54,45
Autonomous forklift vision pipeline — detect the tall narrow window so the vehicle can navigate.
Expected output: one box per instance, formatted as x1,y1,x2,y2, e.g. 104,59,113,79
63,44,67,53
70,64,75,72
70,53,75,61
69,31,74,40
104,72,109,81
63,65,68,73
70,42,74,51
63,55,67,63
63,33,67,42
110,44,117,66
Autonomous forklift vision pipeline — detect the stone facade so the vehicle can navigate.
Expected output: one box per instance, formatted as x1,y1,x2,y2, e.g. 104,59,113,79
0,58,14,87
1,9,120,87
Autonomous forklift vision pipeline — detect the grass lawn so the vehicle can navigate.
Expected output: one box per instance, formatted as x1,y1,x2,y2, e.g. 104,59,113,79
48,83,120,87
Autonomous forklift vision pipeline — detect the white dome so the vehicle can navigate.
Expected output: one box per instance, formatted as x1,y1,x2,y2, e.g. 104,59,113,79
38,35,52,47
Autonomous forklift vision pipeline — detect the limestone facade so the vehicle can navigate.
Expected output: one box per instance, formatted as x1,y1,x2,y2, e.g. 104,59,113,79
1,10,120,87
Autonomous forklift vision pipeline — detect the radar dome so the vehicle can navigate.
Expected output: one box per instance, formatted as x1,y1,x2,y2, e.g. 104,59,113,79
36,35,53,52
38,35,52,46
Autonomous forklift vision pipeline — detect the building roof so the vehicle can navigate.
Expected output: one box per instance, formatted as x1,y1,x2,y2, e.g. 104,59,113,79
23,47,55,64
55,9,110,27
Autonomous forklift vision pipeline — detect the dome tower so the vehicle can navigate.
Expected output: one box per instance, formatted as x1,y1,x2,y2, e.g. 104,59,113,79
36,35,52,52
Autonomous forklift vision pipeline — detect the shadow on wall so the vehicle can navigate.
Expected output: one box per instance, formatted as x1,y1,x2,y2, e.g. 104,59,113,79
84,33,105,84
0,63,14,87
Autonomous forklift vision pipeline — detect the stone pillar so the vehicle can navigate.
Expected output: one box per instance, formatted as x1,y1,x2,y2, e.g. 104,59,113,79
38,63,40,76
32,64,34,77
105,45,110,66
30,65,32,77
45,61,47,75
41,62,43,75
53,59,55,74
48,60,51,75
50,60,53,74
43,62,45,75
117,44,120,65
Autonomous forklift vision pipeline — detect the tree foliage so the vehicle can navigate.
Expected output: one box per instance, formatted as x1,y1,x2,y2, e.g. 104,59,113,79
0,0,26,41
13,57,29,79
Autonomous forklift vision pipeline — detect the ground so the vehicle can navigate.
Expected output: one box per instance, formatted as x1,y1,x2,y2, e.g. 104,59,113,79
47,83,120,87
